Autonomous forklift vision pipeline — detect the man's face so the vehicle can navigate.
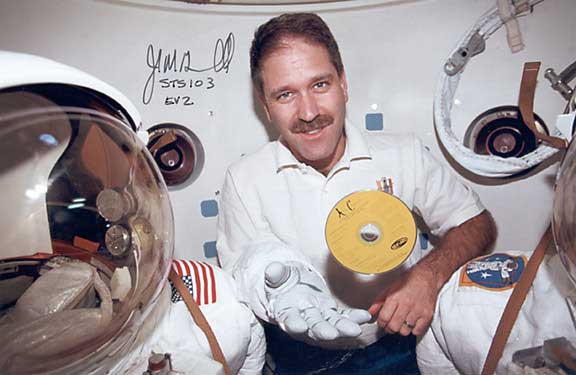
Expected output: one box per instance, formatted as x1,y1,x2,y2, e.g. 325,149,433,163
259,37,348,174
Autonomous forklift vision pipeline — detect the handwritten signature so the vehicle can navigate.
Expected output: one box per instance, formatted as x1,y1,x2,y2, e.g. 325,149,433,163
142,32,235,105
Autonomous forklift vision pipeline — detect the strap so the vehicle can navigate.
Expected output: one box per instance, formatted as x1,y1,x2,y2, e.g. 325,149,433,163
497,0,525,53
518,61,567,150
481,225,552,375
169,268,231,375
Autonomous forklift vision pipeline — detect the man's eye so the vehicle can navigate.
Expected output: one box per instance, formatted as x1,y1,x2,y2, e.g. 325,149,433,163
277,92,292,101
314,81,329,90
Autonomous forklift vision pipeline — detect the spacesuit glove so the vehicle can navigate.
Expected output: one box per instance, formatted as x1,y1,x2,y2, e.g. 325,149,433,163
264,261,371,341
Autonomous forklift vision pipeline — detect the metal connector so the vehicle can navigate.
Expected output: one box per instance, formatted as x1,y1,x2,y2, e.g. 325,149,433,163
444,31,486,76
545,61,576,101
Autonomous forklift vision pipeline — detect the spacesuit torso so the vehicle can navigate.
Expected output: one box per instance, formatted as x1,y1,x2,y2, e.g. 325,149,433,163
417,250,576,375
110,259,266,374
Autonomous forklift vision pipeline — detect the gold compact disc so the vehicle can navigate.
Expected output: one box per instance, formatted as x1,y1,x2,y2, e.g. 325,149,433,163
325,190,416,275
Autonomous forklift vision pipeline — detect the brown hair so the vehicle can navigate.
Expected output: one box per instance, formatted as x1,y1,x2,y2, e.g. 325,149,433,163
250,13,344,96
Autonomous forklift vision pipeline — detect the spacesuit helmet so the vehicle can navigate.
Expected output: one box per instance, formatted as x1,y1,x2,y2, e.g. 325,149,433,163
0,51,174,374
553,137,576,287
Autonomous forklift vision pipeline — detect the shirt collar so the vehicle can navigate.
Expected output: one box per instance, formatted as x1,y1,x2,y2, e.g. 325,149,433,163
274,121,372,173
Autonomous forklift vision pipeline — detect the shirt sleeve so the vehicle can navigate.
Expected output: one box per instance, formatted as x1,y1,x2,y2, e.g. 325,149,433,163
216,167,316,322
411,136,485,237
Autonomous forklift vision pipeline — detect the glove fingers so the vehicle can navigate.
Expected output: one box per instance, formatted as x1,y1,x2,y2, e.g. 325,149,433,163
344,308,372,324
302,307,339,341
278,308,308,335
324,309,362,338
265,262,370,341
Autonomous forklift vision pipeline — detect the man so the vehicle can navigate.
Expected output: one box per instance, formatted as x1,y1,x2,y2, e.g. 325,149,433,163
217,12,496,373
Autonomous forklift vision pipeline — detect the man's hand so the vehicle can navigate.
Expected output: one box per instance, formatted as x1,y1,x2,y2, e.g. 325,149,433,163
368,264,437,337
369,211,497,337
265,261,372,341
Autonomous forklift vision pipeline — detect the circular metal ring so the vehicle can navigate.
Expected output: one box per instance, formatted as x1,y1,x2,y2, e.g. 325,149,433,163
146,123,205,189
463,105,548,159
403,320,416,329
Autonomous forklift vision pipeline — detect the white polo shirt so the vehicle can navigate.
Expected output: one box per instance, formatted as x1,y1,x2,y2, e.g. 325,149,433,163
217,122,484,349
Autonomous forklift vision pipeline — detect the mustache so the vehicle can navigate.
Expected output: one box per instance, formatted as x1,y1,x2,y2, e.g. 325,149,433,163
291,114,334,133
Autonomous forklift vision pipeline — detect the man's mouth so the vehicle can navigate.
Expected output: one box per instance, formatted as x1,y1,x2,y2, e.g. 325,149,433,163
305,128,322,135
292,114,334,134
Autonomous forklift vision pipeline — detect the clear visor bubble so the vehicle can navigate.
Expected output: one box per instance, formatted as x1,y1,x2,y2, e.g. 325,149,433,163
0,91,173,374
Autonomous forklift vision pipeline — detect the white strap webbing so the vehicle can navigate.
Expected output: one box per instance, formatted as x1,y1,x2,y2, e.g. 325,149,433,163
434,0,562,178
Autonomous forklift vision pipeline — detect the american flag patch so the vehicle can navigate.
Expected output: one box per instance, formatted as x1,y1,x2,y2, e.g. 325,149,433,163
170,259,217,305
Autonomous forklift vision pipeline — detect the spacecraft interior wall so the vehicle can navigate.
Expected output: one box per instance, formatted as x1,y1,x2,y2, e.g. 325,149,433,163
0,0,574,262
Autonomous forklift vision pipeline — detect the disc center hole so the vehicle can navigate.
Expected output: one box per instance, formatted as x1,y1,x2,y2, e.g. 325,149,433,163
360,223,381,243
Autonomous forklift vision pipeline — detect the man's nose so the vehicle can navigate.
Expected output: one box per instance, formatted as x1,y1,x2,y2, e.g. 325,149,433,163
298,94,319,122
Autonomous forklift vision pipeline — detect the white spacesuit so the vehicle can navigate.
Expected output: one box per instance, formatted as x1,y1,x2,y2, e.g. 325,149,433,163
110,258,265,374
0,51,265,374
416,249,576,374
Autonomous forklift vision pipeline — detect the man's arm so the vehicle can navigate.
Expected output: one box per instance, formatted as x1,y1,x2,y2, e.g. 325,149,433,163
217,168,310,320
369,209,496,336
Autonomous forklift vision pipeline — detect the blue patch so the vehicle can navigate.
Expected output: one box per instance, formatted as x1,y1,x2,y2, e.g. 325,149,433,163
200,199,219,217
459,253,527,291
419,233,429,250
365,113,384,131
203,241,218,258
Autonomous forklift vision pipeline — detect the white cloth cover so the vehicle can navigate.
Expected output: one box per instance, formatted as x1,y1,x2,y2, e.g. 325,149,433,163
417,250,576,375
